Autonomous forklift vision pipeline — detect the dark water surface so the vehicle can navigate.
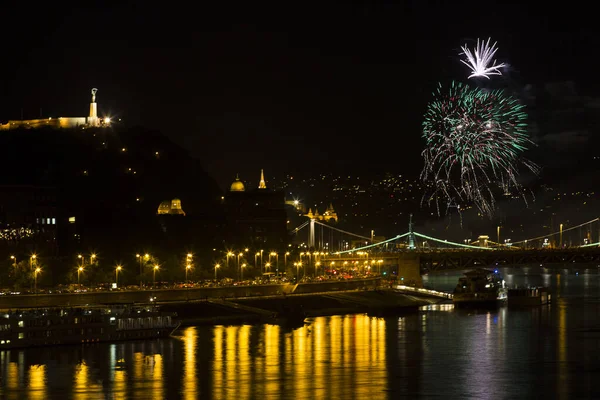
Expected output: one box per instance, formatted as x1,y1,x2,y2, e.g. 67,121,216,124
2,265,600,399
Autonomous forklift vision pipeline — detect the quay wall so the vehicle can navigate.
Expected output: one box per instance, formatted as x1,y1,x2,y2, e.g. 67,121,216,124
0,278,381,309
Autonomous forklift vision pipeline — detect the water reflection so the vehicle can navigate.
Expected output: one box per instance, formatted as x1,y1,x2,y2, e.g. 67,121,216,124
209,316,387,399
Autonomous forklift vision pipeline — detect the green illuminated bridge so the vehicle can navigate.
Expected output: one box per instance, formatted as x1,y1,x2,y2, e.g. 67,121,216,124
291,216,600,272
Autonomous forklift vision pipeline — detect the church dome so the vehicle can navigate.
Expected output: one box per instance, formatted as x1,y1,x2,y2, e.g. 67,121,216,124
230,176,245,192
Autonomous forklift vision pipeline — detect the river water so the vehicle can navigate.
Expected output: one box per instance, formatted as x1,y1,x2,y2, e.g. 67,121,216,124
1,265,600,399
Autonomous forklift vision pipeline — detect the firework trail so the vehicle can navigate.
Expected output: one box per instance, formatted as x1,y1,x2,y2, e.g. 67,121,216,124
460,38,506,79
420,81,538,217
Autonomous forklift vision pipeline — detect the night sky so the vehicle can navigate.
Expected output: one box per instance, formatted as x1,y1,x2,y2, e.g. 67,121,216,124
1,2,596,190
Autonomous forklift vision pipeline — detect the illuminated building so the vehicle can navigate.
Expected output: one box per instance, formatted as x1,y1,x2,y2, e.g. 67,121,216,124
157,198,186,216
0,88,112,130
305,203,338,223
223,170,287,248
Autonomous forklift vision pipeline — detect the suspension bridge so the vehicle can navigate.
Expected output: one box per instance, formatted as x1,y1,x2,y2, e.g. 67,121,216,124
290,216,600,272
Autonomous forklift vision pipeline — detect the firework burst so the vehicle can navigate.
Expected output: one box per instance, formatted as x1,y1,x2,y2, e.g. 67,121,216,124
421,81,538,217
460,38,506,79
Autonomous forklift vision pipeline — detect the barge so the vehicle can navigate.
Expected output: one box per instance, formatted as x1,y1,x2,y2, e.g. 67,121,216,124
0,304,180,349
453,269,507,307
507,287,551,306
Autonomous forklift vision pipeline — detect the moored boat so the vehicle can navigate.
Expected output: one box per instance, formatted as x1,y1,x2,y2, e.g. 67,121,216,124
0,304,180,350
508,287,551,306
453,269,507,307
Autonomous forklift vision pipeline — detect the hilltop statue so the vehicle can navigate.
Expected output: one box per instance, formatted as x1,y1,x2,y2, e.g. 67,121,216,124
91,88,98,103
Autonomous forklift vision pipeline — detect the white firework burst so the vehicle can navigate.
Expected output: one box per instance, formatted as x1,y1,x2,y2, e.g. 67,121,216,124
460,38,506,79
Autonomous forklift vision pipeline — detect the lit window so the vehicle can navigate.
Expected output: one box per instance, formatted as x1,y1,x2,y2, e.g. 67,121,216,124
47,218,51,225
69,217,76,223
52,218,56,225
41,219,45,225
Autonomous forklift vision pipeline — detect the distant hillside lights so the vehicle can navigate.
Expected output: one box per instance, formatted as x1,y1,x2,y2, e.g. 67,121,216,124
0,88,113,130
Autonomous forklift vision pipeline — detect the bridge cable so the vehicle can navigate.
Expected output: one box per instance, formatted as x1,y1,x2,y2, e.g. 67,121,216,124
312,220,373,241
335,233,410,254
511,217,599,245
413,232,495,250
291,220,309,234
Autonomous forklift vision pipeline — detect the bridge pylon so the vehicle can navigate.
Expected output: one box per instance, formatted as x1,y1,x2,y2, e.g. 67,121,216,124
408,214,416,250
308,218,315,248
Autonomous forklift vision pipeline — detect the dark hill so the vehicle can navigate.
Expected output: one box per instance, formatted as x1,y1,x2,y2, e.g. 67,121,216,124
0,125,223,267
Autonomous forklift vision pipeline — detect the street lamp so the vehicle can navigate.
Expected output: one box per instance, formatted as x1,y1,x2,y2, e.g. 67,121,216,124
226,251,234,271
294,262,301,282
270,252,279,277
136,254,143,288
30,254,37,271
10,255,16,267
115,265,122,288
241,263,247,281
185,264,192,285
214,263,220,280
237,253,243,281
153,265,159,289
34,267,41,294
255,252,260,270
77,266,84,287
285,252,290,268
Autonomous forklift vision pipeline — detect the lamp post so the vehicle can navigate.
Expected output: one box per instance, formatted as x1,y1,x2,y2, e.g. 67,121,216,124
265,262,271,278
115,265,122,288
214,263,220,280
153,265,159,289
260,250,264,272
236,253,244,282
77,266,84,287
185,264,191,285
255,252,260,270
226,252,234,272
295,262,301,282
241,263,246,281
136,254,142,288
10,255,17,286
34,267,41,294
30,254,37,291
285,252,290,269
269,252,278,277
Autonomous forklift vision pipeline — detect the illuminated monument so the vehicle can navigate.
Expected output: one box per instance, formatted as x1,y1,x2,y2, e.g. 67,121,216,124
0,88,111,130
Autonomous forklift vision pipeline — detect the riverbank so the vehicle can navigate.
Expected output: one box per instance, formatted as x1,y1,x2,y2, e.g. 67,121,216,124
160,289,443,326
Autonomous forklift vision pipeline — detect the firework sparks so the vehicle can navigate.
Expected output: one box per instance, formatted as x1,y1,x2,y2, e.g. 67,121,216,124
460,38,506,79
421,82,538,217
